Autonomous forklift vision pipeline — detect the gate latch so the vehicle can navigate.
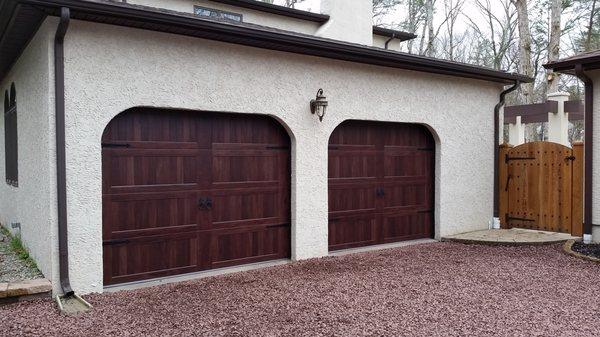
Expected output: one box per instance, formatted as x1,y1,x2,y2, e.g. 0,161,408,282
565,155,576,161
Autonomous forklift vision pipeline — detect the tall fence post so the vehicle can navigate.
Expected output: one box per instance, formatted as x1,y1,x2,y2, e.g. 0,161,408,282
572,141,584,237
508,116,525,146
498,143,513,228
547,92,571,146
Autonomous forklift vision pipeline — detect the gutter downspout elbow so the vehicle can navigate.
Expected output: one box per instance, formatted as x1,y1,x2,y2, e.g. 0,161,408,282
575,64,594,243
493,81,520,222
55,7,73,296
384,33,396,50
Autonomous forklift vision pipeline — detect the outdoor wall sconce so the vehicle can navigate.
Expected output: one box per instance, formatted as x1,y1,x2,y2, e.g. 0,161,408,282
310,89,328,122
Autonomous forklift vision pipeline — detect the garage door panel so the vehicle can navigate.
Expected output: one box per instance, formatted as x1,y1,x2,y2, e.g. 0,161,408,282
211,189,282,224
384,150,434,178
328,185,377,214
382,212,433,242
329,151,378,180
103,193,200,237
103,232,200,285
211,115,288,145
382,183,430,209
103,149,207,194
210,226,289,268
103,109,290,285
213,153,280,184
328,216,378,250
103,110,204,144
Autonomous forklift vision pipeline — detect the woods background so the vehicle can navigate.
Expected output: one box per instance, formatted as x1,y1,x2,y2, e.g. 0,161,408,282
267,0,599,143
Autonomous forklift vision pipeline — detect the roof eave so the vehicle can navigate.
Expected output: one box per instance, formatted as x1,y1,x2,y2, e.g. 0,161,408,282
372,26,417,42
1,0,532,85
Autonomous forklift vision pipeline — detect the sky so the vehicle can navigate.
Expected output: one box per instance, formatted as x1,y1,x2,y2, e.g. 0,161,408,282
271,0,579,58
271,0,505,29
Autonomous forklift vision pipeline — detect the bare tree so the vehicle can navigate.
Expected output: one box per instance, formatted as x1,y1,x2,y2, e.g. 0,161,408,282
373,0,403,18
441,0,465,61
466,0,517,70
512,0,534,104
404,0,426,53
547,0,561,93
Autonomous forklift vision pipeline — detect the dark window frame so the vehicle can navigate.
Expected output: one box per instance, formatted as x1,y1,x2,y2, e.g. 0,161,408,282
4,82,17,187
193,5,243,22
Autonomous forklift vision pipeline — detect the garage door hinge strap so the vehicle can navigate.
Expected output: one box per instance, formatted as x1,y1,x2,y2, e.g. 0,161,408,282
103,239,131,245
102,143,131,148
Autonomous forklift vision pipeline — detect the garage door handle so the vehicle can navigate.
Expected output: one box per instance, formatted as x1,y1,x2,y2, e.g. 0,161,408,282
198,197,213,210
376,188,385,197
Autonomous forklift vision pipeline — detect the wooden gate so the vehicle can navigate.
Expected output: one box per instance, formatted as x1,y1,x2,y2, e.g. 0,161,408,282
499,141,583,236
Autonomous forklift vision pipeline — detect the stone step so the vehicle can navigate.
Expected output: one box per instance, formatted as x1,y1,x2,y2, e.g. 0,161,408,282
0,279,52,305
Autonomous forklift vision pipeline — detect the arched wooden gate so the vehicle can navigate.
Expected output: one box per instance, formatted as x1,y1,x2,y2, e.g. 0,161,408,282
499,141,583,236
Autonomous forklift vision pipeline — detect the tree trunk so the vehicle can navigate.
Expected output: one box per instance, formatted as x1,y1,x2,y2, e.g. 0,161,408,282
426,0,435,56
586,0,598,51
513,0,534,103
547,0,561,94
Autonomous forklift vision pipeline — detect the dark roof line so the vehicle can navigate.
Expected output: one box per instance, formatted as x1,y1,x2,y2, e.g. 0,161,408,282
0,0,532,84
208,0,329,23
372,26,417,41
544,49,600,72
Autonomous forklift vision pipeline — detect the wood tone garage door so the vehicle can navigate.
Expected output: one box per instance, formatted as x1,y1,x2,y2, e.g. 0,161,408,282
328,121,435,251
102,108,290,285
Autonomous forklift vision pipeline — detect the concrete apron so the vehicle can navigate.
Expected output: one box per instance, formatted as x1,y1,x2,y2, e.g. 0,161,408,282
442,228,580,245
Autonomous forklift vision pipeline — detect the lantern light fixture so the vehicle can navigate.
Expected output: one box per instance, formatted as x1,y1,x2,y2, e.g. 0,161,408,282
310,89,328,122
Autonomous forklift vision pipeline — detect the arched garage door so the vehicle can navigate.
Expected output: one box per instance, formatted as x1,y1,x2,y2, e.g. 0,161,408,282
328,121,435,251
102,108,290,285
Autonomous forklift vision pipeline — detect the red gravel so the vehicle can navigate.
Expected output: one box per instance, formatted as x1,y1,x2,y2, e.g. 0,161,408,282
2,242,600,336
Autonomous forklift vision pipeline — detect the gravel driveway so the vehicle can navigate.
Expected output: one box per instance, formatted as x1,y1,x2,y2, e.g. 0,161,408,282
2,242,599,336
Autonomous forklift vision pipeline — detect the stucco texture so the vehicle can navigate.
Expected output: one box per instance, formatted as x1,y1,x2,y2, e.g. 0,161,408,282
60,19,502,294
0,19,57,281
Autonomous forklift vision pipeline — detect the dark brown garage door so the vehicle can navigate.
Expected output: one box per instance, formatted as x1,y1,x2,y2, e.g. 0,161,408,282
328,121,435,251
102,108,290,285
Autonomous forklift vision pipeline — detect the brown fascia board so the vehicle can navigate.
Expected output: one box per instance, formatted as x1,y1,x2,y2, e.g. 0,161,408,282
544,53,600,72
208,0,329,23
372,26,417,42
1,0,532,84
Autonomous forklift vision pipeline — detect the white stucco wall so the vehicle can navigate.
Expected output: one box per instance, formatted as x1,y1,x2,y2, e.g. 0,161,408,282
128,0,321,35
316,0,373,45
372,34,403,52
590,70,600,242
59,19,501,294
0,18,57,281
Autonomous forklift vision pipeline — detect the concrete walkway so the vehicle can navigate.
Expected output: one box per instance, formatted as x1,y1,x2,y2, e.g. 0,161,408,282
442,228,580,245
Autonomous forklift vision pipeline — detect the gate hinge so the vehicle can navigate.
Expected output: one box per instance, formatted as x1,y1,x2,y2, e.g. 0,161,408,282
506,216,535,222
505,154,536,163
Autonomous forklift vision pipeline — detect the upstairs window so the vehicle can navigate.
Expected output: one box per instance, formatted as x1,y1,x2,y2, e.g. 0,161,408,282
4,83,17,187
194,6,243,22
